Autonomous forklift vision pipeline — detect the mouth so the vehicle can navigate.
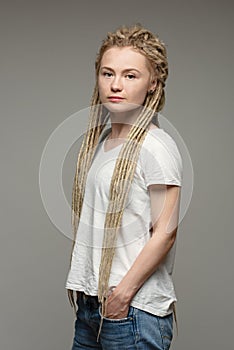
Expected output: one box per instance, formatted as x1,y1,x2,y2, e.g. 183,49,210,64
108,96,124,102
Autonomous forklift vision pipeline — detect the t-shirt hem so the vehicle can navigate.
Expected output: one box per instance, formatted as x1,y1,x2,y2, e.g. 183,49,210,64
65,284,98,296
65,284,176,317
146,180,181,187
130,299,176,317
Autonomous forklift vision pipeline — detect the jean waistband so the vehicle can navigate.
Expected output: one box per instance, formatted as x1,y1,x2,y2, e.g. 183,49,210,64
77,291,99,308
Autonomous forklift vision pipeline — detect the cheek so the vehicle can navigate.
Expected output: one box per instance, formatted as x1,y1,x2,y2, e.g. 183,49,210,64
97,80,105,98
97,78,101,91
132,86,148,103
98,78,108,93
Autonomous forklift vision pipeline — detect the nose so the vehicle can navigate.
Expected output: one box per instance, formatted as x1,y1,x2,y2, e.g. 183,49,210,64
110,76,123,92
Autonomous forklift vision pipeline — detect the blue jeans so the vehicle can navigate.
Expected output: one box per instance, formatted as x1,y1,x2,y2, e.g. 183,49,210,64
71,292,173,350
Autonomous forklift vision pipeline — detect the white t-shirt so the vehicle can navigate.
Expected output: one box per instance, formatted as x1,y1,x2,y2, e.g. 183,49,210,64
65,127,183,317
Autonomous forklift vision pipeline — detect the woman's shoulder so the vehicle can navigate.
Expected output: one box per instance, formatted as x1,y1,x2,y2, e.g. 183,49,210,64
138,126,183,187
145,126,179,152
141,126,183,168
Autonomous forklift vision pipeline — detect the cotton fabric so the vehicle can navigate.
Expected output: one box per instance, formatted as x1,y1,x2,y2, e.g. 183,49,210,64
66,127,183,317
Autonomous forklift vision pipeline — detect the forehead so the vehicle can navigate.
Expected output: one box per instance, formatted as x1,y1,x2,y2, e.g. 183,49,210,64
100,46,150,71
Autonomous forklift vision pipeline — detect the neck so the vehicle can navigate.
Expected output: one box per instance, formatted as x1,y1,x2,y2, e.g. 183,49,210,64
108,106,143,139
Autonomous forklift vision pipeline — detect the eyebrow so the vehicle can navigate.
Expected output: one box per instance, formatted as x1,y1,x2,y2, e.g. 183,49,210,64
100,66,141,74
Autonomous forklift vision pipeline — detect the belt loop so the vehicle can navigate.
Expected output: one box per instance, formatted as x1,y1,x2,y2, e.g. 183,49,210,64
83,292,88,304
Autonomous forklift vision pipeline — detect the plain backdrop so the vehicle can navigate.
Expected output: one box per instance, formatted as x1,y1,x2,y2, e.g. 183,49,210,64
1,0,234,349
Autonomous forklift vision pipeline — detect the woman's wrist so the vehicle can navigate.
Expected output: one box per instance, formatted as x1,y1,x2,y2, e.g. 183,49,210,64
113,280,140,304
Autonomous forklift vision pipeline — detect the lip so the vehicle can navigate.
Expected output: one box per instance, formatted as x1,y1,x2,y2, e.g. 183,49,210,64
108,96,124,101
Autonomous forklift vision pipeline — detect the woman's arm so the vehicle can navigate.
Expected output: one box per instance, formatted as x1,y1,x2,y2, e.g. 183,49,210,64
105,184,181,319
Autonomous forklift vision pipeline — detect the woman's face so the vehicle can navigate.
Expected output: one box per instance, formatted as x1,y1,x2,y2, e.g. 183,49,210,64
98,46,156,114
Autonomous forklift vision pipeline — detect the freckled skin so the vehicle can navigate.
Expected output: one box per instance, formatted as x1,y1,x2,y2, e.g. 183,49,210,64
98,46,156,118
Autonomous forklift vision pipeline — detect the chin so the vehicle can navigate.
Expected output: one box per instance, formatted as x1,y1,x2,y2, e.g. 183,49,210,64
102,102,143,114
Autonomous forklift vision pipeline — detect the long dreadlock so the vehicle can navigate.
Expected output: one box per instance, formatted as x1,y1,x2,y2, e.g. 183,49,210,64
67,23,168,316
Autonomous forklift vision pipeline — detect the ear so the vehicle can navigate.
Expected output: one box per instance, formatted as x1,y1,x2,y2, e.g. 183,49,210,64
148,75,157,93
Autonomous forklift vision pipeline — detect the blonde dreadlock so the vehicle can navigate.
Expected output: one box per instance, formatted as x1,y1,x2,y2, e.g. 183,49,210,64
67,23,169,315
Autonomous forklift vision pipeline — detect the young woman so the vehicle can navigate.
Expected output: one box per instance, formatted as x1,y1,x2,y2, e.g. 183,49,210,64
66,23,183,350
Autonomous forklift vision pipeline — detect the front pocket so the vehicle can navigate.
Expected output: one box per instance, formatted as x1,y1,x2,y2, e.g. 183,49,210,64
98,305,133,323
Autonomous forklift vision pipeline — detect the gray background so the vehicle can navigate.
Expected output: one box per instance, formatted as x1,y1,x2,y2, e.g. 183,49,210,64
1,0,234,349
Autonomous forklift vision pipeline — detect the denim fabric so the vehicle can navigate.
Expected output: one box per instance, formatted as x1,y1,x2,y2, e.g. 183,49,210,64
71,293,173,350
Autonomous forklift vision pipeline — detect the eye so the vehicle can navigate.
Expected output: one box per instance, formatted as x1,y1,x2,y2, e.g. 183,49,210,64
126,74,136,80
103,72,113,78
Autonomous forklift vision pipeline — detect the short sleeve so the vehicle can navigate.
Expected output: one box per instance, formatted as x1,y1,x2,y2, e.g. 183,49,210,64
139,130,183,188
